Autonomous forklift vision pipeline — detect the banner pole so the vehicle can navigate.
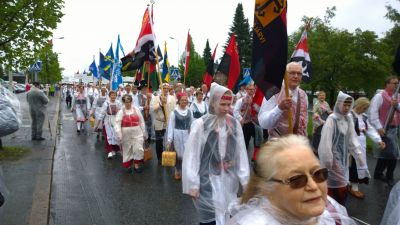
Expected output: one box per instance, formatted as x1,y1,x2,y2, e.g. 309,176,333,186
283,71,293,134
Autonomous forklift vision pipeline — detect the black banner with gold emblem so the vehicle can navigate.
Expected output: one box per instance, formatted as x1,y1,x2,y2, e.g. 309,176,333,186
251,0,287,102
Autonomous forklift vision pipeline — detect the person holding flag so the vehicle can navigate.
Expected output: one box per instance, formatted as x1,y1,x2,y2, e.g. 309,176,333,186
258,62,309,138
151,83,176,164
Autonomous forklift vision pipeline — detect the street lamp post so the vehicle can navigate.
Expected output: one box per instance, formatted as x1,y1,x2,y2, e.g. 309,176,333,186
169,37,179,67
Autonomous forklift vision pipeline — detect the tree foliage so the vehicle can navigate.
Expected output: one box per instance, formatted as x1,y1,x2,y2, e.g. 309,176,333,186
382,0,400,68
224,3,252,72
202,39,212,68
289,7,391,105
0,0,64,71
33,44,63,84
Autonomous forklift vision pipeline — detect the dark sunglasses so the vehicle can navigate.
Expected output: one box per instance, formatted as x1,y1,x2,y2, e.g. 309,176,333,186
269,168,328,189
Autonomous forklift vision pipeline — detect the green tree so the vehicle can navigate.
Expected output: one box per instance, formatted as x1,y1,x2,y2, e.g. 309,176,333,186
382,0,400,72
33,43,62,84
0,0,64,71
202,39,212,68
224,3,252,71
178,36,205,87
290,7,391,105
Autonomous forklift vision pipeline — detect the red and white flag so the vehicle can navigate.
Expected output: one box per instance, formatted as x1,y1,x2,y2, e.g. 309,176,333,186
290,30,312,82
133,7,155,54
184,30,191,77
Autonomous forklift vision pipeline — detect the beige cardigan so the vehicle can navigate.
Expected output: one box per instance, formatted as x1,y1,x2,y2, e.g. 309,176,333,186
151,94,176,131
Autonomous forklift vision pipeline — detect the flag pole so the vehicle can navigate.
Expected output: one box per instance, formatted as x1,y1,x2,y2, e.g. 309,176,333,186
155,46,167,120
283,71,293,134
92,55,95,85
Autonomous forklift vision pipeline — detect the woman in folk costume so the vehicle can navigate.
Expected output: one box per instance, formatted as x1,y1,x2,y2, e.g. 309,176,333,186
71,84,91,134
167,92,193,180
318,91,365,205
90,86,108,139
182,82,250,225
348,97,385,199
190,90,208,119
114,95,147,173
312,91,332,151
99,91,122,159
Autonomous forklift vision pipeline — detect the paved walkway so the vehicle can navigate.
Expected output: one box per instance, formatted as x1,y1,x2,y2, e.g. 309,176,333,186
49,102,197,225
0,92,60,225
1,92,399,225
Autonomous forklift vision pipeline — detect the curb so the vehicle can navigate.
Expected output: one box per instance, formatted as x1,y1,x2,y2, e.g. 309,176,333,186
28,94,61,225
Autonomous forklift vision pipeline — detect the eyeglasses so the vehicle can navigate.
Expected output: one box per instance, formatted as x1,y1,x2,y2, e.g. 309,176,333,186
288,71,303,77
269,168,328,189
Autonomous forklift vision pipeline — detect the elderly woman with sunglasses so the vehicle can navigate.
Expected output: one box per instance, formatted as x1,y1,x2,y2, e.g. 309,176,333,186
227,135,356,225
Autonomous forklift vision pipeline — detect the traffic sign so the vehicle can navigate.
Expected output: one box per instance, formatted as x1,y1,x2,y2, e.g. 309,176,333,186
170,69,180,80
29,60,42,72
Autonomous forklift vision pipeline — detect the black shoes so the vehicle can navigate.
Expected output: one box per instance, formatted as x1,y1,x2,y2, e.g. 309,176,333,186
134,166,143,173
32,137,45,141
387,179,395,187
374,174,387,182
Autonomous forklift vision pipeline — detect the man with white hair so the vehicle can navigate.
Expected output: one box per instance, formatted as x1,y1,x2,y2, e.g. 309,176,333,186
258,62,309,138
233,83,263,155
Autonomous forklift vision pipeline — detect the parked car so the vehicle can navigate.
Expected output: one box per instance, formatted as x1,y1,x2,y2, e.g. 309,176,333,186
13,84,26,93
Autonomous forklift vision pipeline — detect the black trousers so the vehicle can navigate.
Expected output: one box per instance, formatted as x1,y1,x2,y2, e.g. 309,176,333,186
242,122,258,150
374,158,397,180
200,222,216,225
155,129,166,161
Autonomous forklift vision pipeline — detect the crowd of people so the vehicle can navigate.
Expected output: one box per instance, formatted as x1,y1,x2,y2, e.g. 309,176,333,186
53,61,400,225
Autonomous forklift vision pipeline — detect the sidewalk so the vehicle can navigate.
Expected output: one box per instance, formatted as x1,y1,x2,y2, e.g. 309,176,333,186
0,92,60,225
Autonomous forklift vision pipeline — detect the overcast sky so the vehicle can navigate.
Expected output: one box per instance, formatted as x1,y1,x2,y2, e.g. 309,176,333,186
52,0,399,77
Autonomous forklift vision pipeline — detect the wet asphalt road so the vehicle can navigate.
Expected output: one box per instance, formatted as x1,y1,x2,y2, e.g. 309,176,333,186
49,104,197,225
49,101,399,225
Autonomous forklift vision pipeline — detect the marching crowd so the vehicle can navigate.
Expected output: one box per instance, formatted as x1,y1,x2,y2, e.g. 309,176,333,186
54,62,400,225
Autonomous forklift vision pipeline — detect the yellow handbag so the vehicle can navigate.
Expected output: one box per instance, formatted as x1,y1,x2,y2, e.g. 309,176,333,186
89,116,95,128
162,144,176,167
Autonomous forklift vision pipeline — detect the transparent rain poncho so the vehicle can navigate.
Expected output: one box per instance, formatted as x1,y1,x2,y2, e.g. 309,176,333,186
182,82,250,225
227,196,357,225
0,84,21,137
318,91,363,188
381,181,400,225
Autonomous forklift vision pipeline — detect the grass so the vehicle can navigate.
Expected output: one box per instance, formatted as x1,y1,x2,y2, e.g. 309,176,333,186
0,146,30,160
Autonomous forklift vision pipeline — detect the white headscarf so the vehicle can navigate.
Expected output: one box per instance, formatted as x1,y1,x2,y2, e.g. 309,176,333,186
208,82,233,115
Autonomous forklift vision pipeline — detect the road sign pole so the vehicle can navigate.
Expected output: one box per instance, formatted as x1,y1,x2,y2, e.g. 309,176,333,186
34,71,38,82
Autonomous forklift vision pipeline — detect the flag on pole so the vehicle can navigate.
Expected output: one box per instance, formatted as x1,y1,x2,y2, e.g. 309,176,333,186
290,30,312,82
162,41,170,82
203,43,218,89
89,58,98,79
112,35,124,90
184,30,191,77
102,44,114,80
251,0,288,106
217,33,240,90
121,7,161,72
98,51,105,79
